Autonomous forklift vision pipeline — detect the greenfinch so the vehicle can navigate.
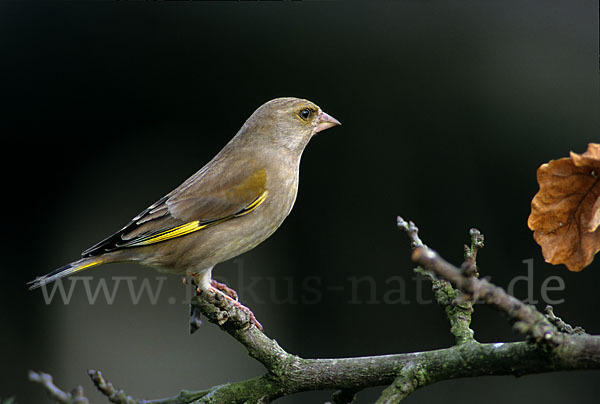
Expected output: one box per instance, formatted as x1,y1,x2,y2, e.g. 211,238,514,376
29,97,341,329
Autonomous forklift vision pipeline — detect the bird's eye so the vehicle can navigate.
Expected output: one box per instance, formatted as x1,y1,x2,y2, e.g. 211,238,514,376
299,108,311,120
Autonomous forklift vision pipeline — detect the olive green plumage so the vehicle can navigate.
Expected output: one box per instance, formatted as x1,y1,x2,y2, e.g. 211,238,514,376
28,97,341,291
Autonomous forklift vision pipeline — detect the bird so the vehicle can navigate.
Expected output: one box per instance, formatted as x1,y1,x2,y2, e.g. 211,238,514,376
28,97,341,330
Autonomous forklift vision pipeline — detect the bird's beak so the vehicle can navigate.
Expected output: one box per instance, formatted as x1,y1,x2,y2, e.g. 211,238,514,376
314,111,341,134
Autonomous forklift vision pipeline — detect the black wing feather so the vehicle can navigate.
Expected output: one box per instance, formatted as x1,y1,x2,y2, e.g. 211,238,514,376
81,195,170,257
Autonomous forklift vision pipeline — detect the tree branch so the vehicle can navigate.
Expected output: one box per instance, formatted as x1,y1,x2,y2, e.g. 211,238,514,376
28,371,89,404
31,218,600,404
545,305,586,335
64,338,600,404
411,246,564,344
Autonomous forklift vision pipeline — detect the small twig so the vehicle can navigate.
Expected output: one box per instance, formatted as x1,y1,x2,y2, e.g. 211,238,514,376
396,217,424,249
89,370,137,404
28,371,89,404
374,362,423,404
545,305,586,335
411,247,563,344
462,228,484,277
87,370,210,404
71,387,88,404
141,390,210,404
411,265,475,345
399,218,476,345
443,228,485,342
429,270,475,345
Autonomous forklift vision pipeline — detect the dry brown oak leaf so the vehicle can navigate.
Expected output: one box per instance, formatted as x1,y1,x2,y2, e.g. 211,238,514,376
528,143,600,271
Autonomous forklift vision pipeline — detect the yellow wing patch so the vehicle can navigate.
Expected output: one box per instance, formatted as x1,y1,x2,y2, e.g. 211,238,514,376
133,220,208,246
130,190,269,247
234,190,268,217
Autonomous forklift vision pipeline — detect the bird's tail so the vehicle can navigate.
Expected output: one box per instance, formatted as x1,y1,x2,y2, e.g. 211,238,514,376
27,258,105,290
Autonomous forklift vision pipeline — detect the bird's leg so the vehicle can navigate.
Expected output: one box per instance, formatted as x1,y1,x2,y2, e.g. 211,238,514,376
210,279,239,301
188,273,263,331
183,276,203,334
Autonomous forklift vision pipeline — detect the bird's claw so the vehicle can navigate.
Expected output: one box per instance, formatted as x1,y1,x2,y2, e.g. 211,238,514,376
209,286,263,331
210,279,239,301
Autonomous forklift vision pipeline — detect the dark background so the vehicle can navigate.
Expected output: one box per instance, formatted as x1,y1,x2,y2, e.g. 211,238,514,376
1,2,599,403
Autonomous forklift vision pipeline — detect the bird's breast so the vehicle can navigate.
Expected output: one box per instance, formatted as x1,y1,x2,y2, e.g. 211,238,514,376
263,168,299,226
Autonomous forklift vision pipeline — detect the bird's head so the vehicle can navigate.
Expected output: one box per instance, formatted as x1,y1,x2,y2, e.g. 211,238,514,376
239,97,341,153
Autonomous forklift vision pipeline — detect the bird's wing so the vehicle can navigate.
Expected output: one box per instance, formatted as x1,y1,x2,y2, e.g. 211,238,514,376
81,166,268,257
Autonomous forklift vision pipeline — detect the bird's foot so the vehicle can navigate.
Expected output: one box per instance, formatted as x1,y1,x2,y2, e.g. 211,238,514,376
210,279,239,301
210,286,263,331
186,275,263,331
